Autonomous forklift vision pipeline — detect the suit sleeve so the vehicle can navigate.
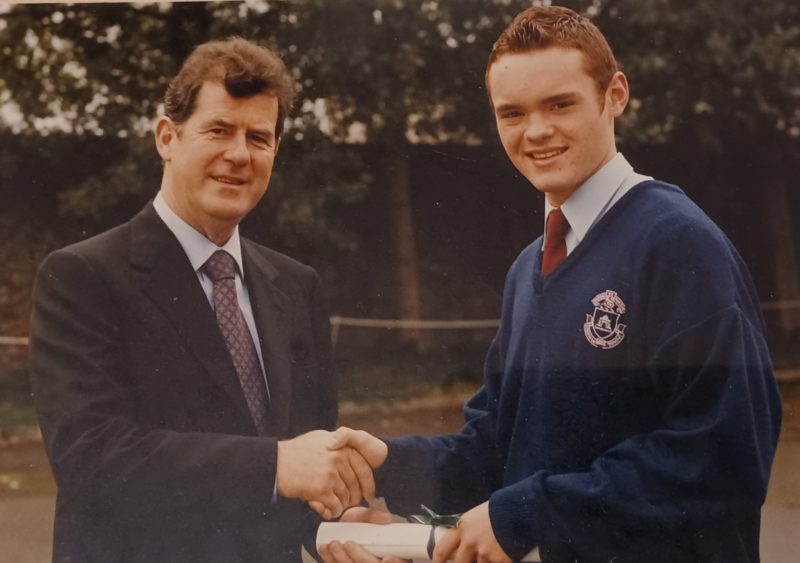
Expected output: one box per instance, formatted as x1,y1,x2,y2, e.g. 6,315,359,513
299,266,337,560
29,248,279,518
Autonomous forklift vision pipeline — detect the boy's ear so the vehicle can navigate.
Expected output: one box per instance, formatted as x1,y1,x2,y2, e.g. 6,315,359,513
606,71,629,117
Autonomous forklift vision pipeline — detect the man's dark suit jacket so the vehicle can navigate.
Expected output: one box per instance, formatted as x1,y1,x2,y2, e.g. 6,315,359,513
29,203,336,562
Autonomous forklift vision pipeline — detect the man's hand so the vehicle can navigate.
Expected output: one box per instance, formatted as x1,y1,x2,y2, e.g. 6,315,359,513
276,429,377,520
308,428,388,518
433,501,511,563
318,507,407,563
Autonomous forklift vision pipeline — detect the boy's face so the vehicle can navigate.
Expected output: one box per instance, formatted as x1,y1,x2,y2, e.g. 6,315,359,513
488,47,628,206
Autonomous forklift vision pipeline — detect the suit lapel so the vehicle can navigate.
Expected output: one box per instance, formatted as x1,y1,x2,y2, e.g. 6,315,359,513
242,240,293,438
128,204,254,429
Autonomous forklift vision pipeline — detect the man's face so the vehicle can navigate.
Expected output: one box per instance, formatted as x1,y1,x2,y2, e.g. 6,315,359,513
155,81,280,244
488,47,628,206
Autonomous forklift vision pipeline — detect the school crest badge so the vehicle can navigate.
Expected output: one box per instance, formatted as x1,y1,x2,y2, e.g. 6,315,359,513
584,290,626,349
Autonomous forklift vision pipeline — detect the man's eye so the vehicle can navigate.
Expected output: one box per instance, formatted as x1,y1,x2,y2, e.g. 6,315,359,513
552,101,573,111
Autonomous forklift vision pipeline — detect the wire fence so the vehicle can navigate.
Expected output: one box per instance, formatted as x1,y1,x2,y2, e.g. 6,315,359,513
0,336,28,347
2,299,800,348
760,299,800,311
329,316,500,347
0,318,501,349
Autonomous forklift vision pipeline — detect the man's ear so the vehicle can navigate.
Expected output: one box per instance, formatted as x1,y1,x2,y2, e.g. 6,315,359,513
274,136,281,156
154,116,177,162
606,71,629,118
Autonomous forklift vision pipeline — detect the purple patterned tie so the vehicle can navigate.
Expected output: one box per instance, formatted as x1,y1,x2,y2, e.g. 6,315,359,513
202,250,271,435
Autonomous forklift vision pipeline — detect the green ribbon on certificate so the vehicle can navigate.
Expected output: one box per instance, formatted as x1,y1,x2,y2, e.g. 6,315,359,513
407,506,462,557
407,505,462,528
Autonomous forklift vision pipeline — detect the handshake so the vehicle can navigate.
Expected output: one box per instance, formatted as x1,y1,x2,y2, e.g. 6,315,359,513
276,427,388,520
276,429,520,563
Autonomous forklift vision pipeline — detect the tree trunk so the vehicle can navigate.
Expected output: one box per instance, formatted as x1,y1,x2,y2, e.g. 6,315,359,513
765,176,800,335
384,144,426,349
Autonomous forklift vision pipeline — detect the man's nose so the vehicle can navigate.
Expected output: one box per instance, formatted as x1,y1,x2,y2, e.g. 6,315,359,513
224,132,250,165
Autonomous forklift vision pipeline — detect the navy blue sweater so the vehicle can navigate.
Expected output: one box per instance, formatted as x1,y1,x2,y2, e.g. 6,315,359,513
377,182,781,562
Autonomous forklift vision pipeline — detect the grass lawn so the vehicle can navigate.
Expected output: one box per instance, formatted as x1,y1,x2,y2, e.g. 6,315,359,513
0,347,38,443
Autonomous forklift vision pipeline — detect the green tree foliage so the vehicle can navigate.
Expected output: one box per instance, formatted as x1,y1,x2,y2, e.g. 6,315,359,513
4,0,798,184
1,0,798,332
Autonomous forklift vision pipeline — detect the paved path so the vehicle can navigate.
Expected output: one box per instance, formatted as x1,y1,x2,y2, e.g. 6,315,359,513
0,496,53,563
2,383,798,562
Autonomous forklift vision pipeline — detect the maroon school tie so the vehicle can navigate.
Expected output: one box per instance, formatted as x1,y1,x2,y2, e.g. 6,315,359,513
202,250,271,435
541,208,570,275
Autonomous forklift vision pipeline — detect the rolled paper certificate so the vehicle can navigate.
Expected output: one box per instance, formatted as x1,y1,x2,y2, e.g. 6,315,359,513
316,522,541,561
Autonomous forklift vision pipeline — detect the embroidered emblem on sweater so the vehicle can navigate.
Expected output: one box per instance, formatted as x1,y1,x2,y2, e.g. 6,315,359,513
584,290,626,349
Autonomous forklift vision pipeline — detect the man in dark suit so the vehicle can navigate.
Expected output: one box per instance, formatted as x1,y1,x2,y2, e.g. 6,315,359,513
29,37,379,563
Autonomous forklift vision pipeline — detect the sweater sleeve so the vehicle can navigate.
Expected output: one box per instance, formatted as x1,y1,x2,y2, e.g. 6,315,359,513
374,248,539,517
376,335,506,515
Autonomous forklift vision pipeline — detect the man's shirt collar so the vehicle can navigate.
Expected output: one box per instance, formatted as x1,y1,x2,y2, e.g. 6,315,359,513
153,191,245,279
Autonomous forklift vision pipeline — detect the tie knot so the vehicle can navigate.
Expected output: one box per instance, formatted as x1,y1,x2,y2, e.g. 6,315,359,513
545,208,570,246
203,250,237,282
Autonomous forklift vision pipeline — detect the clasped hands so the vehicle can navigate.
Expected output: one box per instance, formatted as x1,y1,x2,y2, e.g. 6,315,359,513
276,427,388,520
